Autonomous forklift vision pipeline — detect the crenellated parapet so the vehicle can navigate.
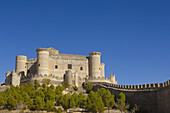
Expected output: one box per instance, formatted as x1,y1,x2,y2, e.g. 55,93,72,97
20,74,64,86
89,52,101,56
21,74,63,80
87,79,170,91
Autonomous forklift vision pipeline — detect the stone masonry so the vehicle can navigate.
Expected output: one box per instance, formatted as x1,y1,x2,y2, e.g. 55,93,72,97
5,47,117,87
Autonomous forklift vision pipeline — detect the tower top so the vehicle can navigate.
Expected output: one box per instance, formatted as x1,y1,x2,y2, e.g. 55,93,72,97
89,52,101,56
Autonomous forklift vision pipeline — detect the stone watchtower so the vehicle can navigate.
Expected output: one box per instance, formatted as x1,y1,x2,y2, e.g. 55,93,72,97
89,52,102,79
36,48,49,75
15,55,27,76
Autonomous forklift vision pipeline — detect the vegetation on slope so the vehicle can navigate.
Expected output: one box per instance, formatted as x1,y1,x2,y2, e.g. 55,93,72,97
0,82,139,113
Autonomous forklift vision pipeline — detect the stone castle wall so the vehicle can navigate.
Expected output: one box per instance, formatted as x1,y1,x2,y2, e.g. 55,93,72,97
91,80,170,113
157,83,170,113
49,54,89,81
5,47,112,87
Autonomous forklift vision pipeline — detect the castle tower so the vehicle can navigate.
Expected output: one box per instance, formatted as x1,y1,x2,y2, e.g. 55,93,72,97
11,70,21,86
36,48,49,75
89,52,101,79
15,55,27,76
110,73,117,84
100,63,105,79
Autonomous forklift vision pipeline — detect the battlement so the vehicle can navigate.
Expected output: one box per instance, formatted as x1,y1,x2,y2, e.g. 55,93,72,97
88,79,170,91
89,52,101,56
36,48,49,52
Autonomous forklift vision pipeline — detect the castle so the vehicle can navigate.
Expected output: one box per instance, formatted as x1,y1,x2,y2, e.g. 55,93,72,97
2,47,170,113
5,47,117,87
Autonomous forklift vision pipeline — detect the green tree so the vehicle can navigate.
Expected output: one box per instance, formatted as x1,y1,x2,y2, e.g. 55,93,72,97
27,90,36,99
21,92,30,104
49,84,55,90
73,86,78,91
85,83,93,93
7,96,17,109
62,81,70,88
44,100,55,112
55,86,64,95
97,88,115,112
56,95,63,106
105,94,115,113
86,91,105,113
44,88,55,101
28,82,34,90
62,94,70,110
69,96,76,108
27,99,34,110
35,90,45,99
34,80,40,90
42,83,46,88
0,95,6,107
71,93,79,107
115,92,129,113
34,96,45,110
78,92,87,108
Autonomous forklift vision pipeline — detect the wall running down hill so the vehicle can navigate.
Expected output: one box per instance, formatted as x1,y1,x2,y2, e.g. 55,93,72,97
90,80,170,113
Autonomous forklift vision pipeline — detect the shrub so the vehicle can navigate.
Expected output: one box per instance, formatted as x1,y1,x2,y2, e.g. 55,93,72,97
73,86,78,91
85,83,93,93
62,81,70,88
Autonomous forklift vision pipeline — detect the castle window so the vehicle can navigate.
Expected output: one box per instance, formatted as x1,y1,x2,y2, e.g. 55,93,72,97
80,67,83,71
68,64,72,69
38,64,40,67
55,65,58,69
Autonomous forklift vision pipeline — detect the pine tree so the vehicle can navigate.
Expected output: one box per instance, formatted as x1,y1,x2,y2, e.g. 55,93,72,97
7,96,17,109
115,92,129,113
0,95,6,107
86,91,105,113
62,94,70,110
34,96,45,110
69,97,76,108
34,80,40,90
85,83,93,93
44,100,55,112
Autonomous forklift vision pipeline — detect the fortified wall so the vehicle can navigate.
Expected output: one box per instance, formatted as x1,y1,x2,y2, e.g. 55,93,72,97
90,80,170,113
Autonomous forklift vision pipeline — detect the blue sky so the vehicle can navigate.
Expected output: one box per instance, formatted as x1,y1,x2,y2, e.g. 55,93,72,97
0,0,170,85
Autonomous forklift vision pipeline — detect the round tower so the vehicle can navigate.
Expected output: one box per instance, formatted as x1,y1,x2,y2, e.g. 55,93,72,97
100,63,105,79
36,48,49,75
15,55,27,76
89,52,101,79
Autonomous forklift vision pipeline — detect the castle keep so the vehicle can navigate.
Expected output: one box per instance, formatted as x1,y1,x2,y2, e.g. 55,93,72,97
5,47,117,86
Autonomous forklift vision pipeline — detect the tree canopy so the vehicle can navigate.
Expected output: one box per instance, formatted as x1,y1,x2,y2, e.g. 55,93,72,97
0,80,134,113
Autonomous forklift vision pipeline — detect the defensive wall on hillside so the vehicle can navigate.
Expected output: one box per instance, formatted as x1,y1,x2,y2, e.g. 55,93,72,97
89,80,170,113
